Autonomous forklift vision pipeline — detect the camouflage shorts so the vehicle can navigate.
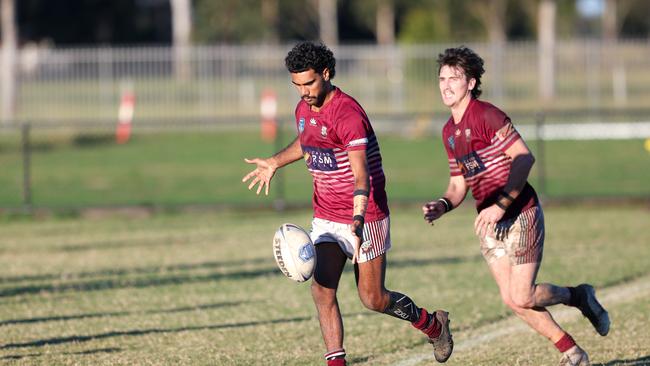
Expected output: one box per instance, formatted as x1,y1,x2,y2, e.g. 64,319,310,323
479,206,545,265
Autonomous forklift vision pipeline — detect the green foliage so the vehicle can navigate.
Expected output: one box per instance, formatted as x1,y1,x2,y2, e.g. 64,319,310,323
194,0,266,43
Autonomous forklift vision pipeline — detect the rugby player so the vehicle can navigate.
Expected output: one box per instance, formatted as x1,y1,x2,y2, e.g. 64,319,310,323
243,41,453,365
422,46,610,366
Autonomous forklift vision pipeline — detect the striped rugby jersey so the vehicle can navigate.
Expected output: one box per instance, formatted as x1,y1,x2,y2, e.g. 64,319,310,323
442,99,538,220
295,88,389,223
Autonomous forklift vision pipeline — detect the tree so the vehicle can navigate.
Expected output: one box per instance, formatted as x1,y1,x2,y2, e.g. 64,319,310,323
538,0,556,104
318,0,338,45
376,0,395,45
170,0,192,80
1,0,17,123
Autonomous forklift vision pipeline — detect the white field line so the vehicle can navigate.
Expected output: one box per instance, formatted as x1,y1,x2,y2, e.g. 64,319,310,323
396,275,650,366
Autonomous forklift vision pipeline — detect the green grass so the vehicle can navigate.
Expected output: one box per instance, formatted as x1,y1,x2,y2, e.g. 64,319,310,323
0,205,648,365
1,130,649,209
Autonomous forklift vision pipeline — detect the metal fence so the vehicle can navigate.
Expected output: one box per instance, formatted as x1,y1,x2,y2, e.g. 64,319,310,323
2,41,650,212
9,40,650,128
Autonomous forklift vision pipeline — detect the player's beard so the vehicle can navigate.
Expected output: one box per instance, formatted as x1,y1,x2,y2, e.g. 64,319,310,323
305,88,328,108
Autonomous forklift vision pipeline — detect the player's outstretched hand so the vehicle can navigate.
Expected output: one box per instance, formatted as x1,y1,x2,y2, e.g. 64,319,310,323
422,200,446,225
242,158,277,195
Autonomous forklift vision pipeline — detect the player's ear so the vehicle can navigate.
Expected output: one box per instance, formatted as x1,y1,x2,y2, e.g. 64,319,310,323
322,68,330,81
468,78,476,91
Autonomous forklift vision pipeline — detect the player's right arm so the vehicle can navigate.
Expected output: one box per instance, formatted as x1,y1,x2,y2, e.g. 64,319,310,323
422,175,468,224
242,137,303,195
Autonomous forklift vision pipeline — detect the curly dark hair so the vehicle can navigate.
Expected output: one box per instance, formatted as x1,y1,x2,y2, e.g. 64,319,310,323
285,41,336,79
437,46,485,99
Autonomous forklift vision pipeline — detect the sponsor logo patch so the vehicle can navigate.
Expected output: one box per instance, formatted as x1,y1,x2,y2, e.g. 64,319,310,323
303,145,338,171
457,151,486,177
309,117,317,126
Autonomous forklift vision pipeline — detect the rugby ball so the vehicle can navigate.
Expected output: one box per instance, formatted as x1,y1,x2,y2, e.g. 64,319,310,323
272,223,316,282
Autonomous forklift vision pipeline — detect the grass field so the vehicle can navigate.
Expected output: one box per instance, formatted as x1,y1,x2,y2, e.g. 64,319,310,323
1,130,649,210
0,204,648,365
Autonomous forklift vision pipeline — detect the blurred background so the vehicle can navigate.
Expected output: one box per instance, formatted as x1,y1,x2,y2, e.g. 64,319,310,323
1,0,649,213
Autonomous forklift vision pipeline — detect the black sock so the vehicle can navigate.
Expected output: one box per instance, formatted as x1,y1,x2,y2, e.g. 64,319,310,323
567,287,580,307
382,291,422,323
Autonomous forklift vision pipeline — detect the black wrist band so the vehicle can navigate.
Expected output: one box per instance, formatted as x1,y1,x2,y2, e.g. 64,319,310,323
353,189,370,197
495,200,508,211
353,215,365,224
438,197,453,212
499,191,515,202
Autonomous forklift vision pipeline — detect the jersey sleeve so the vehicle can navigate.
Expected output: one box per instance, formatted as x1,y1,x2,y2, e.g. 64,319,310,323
481,105,521,152
335,103,370,151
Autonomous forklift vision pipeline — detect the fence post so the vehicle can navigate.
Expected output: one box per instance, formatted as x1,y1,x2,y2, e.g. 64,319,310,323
535,112,546,199
21,122,32,212
273,118,286,211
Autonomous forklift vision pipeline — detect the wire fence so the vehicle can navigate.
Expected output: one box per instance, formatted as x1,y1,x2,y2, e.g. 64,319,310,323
2,41,650,213
8,40,650,127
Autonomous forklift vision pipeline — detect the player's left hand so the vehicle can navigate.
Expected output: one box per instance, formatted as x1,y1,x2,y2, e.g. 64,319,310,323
474,204,506,237
350,220,363,264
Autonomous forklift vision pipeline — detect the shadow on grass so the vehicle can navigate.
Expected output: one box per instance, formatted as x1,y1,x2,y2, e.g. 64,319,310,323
0,254,482,298
0,300,245,326
0,347,121,360
594,355,650,366
0,257,271,284
0,312,369,349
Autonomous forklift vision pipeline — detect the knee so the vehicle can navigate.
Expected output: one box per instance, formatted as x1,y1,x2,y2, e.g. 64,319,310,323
311,282,336,305
500,294,518,311
510,293,535,310
358,289,387,312
500,293,533,313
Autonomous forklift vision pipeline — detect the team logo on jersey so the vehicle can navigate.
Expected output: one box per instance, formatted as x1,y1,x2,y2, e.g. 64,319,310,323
303,145,338,171
465,128,471,141
321,126,328,137
456,151,486,177
448,136,455,150
298,118,305,133
309,118,317,126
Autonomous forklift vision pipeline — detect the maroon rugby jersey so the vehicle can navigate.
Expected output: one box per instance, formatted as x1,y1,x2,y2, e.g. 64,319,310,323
442,99,538,220
295,88,389,223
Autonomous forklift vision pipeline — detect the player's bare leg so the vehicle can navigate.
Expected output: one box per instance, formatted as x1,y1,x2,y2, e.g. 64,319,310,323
489,257,590,365
355,254,453,363
489,258,565,341
354,253,389,311
312,242,348,363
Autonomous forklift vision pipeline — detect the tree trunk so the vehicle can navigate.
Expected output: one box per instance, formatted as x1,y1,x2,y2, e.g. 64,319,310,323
170,0,192,81
538,0,556,104
602,0,617,43
376,0,394,45
261,0,279,44
1,0,17,123
318,0,338,46
486,0,506,102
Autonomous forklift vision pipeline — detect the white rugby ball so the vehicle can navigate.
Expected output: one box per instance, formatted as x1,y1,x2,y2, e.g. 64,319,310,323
272,223,316,282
